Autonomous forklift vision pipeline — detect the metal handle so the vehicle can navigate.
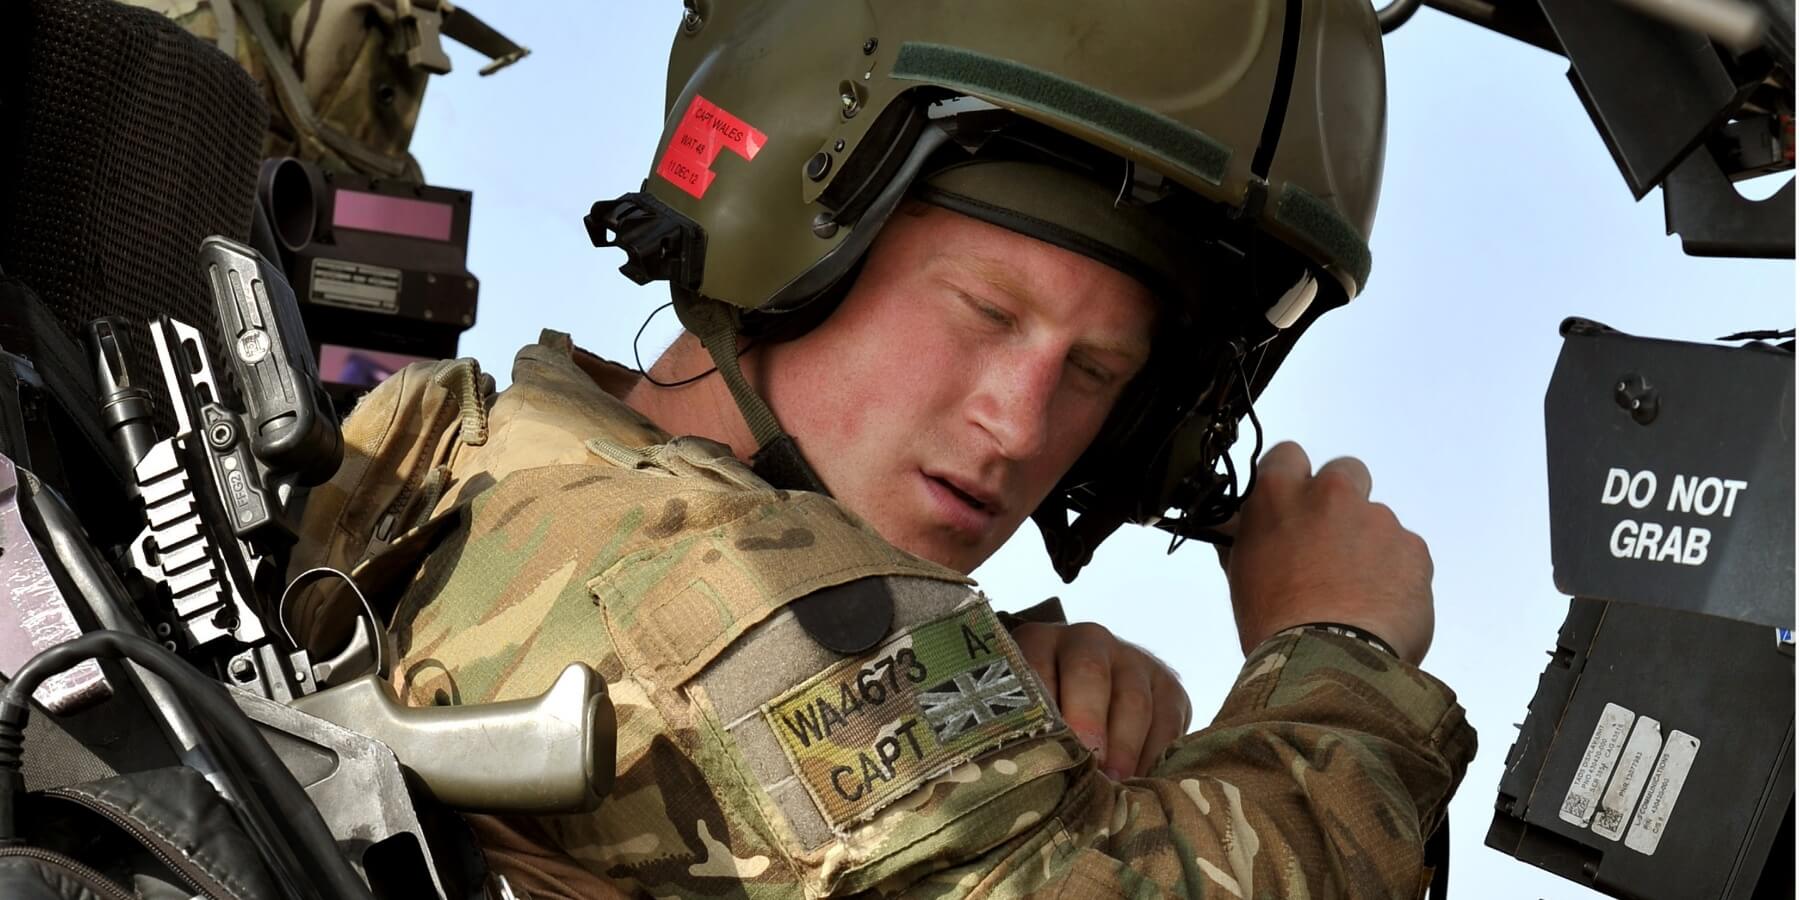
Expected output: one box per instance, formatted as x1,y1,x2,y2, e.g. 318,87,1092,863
292,663,614,814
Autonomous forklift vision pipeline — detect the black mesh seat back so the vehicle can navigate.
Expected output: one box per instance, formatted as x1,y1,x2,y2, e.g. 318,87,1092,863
0,0,268,789
0,0,268,420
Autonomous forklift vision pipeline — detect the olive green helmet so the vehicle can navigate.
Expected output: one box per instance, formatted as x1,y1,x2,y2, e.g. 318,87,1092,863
589,0,1387,579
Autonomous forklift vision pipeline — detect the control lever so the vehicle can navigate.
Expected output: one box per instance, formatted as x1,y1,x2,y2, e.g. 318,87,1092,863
292,663,614,814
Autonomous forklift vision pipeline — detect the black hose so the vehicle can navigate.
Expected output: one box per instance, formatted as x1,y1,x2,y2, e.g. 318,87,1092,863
0,631,374,900
1377,0,1426,33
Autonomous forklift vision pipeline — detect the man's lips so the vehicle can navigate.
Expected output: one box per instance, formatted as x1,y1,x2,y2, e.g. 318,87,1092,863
921,471,1005,534
933,471,1003,511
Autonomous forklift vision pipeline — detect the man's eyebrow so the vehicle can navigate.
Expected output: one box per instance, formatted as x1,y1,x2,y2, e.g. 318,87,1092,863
950,255,1152,365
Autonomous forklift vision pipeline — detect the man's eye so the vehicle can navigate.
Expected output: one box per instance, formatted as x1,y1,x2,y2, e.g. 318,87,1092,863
1070,358,1115,386
960,294,1013,327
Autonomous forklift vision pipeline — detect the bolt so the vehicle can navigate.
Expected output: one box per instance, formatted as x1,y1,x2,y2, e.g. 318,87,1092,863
811,213,839,239
804,151,832,181
208,421,235,449
834,139,846,152
1613,372,1658,425
681,7,702,32
862,37,878,55
229,657,255,682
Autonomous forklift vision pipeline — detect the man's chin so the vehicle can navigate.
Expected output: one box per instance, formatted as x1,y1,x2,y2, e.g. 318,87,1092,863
888,530,994,576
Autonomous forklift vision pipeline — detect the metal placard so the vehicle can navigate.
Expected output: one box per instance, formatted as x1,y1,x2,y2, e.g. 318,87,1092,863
1544,321,1794,629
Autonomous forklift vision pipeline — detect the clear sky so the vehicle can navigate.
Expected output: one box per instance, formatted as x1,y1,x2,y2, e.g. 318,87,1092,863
410,5,1794,897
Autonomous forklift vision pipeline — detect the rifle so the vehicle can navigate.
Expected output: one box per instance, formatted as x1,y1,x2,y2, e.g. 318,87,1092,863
0,238,612,898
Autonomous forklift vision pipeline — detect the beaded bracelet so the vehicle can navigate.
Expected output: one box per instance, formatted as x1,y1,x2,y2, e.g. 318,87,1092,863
1276,622,1400,659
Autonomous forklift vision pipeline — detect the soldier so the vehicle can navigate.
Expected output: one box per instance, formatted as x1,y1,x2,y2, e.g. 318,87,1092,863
289,1,1478,897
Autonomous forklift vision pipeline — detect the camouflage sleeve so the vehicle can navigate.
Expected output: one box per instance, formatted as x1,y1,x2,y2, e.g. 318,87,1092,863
999,630,1478,899
374,439,1473,898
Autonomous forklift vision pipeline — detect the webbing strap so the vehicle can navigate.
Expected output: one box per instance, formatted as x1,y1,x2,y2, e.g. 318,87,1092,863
230,0,414,179
673,294,785,449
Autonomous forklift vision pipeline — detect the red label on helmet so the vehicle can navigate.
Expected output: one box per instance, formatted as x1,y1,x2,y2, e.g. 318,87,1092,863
656,152,718,199
656,95,765,199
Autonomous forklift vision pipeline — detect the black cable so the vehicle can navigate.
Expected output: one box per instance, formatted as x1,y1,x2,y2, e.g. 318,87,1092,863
633,301,761,388
1234,350,1266,502
1377,0,1426,33
0,631,374,900
1426,819,1451,899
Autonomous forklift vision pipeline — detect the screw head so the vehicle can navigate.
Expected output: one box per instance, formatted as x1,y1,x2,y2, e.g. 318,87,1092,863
681,8,702,32
863,38,878,55
229,658,255,681
208,421,235,449
235,328,271,364
834,139,846,152
811,213,839,239
1613,372,1659,425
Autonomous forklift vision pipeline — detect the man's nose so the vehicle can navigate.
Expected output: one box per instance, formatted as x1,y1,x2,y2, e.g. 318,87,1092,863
968,349,1059,461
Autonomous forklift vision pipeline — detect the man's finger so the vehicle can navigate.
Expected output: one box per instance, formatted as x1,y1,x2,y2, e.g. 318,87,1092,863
1012,624,1060,704
1256,440,1314,494
1104,662,1154,781
1134,673,1188,777
1315,455,1373,499
1054,634,1114,764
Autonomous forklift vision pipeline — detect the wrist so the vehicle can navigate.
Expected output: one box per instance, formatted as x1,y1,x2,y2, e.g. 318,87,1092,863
1275,622,1401,659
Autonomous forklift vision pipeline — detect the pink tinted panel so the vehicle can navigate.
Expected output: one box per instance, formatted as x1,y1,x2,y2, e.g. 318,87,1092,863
319,344,430,387
332,189,453,241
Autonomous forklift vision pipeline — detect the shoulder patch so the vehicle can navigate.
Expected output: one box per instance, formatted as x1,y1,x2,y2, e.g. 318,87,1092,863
762,603,1055,830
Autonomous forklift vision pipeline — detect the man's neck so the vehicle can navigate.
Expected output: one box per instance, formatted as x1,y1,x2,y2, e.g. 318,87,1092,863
623,331,759,461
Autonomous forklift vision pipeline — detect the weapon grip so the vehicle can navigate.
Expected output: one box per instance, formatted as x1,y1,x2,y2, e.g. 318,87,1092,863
200,236,343,486
292,663,614,814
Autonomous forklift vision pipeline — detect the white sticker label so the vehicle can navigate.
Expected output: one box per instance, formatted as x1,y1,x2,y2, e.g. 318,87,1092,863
1592,715,1663,841
311,258,401,313
1624,730,1700,855
1560,702,1635,827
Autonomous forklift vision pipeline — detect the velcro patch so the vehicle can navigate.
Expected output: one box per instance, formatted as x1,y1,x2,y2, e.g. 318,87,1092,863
761,603,1052,828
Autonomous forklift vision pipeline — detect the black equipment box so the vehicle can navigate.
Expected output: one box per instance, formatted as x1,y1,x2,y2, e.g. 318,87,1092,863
1488,321,1795,899
257,158,479,408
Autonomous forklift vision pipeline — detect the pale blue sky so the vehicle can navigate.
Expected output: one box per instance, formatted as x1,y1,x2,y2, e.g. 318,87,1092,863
411,6,1794,897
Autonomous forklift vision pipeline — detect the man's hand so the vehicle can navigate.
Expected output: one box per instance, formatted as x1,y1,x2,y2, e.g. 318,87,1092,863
1012,621,1192,780
1220,441,1435,664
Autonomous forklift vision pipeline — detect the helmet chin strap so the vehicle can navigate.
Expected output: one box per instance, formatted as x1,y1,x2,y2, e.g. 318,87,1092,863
670,289,832,495
670,289,892,655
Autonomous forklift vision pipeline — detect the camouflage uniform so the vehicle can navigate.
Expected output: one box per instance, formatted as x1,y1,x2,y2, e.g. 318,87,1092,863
130,0,432,178
292,331,1478,899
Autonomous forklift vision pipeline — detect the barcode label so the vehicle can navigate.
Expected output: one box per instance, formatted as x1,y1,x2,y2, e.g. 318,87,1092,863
1592,715,1663,841
1624,730,1700,855
1560,702,1635,827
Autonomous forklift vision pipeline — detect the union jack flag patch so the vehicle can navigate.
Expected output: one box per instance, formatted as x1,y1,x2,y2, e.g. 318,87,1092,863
921,660,1032,742
761,601,1060,827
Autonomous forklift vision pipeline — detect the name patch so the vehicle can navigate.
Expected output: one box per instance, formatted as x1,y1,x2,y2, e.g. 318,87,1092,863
761,603,1052,827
